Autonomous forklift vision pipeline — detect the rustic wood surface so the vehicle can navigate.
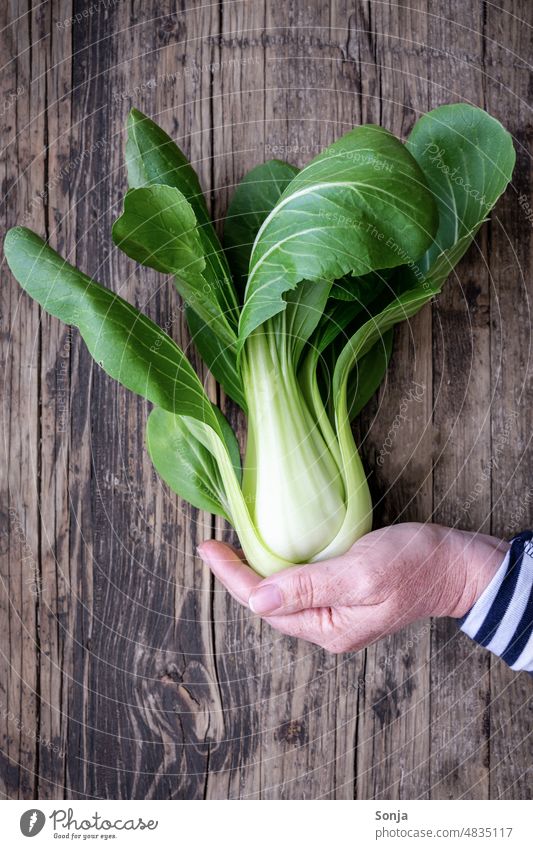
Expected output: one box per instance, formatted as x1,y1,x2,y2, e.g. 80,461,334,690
1,0,532,800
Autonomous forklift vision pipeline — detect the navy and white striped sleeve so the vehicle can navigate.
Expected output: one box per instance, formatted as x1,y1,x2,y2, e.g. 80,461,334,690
459,531,533,673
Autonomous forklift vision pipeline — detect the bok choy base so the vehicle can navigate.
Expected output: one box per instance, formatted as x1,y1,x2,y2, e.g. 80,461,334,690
4,104,515,576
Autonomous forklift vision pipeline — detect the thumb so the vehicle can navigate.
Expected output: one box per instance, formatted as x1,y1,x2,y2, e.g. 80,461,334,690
248,553,367,615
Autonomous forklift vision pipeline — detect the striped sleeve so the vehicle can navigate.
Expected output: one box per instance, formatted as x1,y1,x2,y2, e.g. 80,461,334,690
459,531,533,673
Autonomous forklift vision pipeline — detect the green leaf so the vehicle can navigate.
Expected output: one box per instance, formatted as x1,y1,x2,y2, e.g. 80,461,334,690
334,105,516,421
282,279,332,365
4,227,221,435
112,185,237,349
330,269,390,301
262,278,332,372
146,406,241,520
311,326,393,422
239,125,439,347
347,329,394,419
120,111,246,406
309,296,391,424
333,283,440,402
309,277,389,365
126,108,207,213
125,108,239,326
146,408,231,519
406,103,516,272
223,159,299,296
113,186,206,277
185,305,246,410
313,300,370,356
419,229,485,291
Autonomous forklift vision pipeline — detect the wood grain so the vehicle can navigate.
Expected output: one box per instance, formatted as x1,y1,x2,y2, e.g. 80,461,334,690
1,0,532,800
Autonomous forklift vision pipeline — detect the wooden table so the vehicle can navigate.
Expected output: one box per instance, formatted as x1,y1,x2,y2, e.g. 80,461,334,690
1,0,532,800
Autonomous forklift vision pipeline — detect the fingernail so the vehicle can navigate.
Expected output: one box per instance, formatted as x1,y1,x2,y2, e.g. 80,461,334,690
249,584,283,615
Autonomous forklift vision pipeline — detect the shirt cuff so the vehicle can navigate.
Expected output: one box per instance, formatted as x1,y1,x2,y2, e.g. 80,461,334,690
459,531,533,673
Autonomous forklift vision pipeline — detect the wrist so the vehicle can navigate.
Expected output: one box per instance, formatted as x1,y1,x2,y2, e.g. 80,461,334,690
444,529,509,618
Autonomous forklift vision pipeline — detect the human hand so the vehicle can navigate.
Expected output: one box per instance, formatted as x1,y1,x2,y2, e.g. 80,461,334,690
198,523,508,653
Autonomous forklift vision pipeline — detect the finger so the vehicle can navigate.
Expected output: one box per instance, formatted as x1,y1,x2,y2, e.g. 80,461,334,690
264,603,389,653
197,540,261,606
247,554,370,616
264,608,328,645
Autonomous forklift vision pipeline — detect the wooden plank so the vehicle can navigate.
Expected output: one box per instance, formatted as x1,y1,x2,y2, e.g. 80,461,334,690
257,0,353,801
426,0,493,800
327,1,385,799
483,0,533,800
350,0,433,800
0,0,47,800
64,0,225,799
208,0,266,800
36,0,74,799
